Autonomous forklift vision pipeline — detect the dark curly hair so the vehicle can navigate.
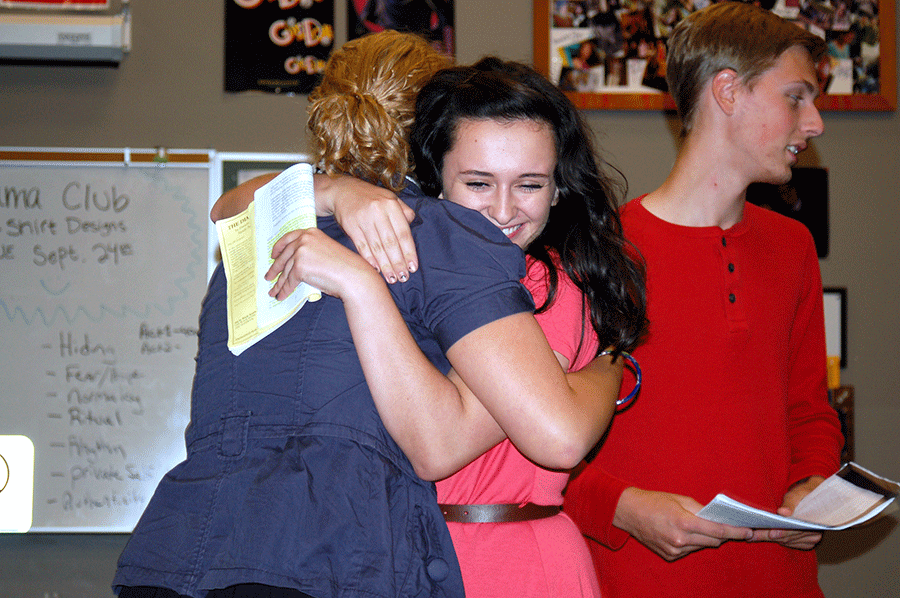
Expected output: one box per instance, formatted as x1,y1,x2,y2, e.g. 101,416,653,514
411,57,648,356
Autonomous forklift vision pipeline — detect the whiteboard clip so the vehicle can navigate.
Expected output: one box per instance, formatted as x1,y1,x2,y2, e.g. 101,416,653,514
154,147,169,165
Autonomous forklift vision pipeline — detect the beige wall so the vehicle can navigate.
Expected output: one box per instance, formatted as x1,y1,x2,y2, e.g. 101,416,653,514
1,1,897,596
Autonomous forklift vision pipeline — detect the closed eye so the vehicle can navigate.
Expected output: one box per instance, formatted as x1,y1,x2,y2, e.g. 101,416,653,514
465,181,490,189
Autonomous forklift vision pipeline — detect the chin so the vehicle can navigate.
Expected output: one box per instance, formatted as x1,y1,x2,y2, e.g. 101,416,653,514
760,167,794,185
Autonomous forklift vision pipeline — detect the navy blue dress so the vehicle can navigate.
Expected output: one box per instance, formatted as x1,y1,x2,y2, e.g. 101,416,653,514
113,183,533,598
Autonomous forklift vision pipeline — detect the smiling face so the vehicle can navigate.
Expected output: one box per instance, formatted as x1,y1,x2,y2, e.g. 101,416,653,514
440,118,558,250
732,45,824,185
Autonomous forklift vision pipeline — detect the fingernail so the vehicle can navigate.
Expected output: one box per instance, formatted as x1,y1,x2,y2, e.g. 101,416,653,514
399,272,408,282
408,262,417,272
388,274,396,284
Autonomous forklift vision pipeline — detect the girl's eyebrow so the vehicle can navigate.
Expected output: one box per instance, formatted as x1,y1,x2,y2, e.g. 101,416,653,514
458,170,552,178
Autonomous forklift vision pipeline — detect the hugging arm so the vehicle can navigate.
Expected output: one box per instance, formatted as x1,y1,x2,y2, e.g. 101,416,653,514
266,227,502,480
270,178,622,480
210,172,277,221
445,317,621,471
309,228,620,478
211,169,419,285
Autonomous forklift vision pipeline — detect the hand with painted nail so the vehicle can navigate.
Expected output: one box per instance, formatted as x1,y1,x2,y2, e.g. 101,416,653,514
266,227,377,302
318,175,418,284
211,171,419,285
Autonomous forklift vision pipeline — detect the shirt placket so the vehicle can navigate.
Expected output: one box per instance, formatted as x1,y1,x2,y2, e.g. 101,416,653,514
720,234,748,332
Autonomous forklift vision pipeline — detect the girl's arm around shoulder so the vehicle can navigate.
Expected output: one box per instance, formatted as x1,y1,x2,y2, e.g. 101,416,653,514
307,230,622,477
260,226,497,481
330,242,506,480
210,172,277,222
446,317,622,471
211,171,418,286
209,170,371,222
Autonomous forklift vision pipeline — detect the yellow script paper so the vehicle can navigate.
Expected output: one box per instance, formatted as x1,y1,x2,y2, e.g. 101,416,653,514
216,163,321,356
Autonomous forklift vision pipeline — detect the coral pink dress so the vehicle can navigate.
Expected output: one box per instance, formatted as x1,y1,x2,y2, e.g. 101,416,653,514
435,258,601,598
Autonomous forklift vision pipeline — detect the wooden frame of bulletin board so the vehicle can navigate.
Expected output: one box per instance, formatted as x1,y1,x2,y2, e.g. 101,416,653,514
534,0,896,111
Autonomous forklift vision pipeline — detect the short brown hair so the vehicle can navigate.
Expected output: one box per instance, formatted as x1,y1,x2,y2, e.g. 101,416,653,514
667,1,827,134
307,31,450,192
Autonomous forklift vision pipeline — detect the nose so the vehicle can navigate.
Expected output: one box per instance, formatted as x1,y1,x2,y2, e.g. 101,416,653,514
804,103,824,138
487,191,515,225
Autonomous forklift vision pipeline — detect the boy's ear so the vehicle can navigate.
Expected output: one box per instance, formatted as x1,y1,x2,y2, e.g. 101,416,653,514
711,69,739,116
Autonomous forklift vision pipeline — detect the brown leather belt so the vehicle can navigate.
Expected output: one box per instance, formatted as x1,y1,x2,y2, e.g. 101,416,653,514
439,503,562,523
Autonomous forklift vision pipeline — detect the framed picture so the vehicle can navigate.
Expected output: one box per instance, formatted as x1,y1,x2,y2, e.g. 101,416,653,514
217,154,309,196
823,286,847,367
534,0,896,111
829,385,854,463
746,167,830,258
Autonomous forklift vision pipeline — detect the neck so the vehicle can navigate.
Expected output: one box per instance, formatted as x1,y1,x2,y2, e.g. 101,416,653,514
642,131,748,229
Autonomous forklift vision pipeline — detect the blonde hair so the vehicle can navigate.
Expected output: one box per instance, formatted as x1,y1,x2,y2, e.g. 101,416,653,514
307,31,450,192
667,1,827,135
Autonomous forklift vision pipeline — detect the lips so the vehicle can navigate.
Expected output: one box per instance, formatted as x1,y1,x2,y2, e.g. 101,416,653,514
787,141,808,156
502,224,523,238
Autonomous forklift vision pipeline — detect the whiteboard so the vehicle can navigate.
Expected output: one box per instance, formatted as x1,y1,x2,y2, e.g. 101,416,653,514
0,148,212,532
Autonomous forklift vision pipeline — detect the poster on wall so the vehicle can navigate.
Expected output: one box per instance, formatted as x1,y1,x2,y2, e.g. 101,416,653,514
225,0,335,94
0,0,108,7
348,0,454,57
